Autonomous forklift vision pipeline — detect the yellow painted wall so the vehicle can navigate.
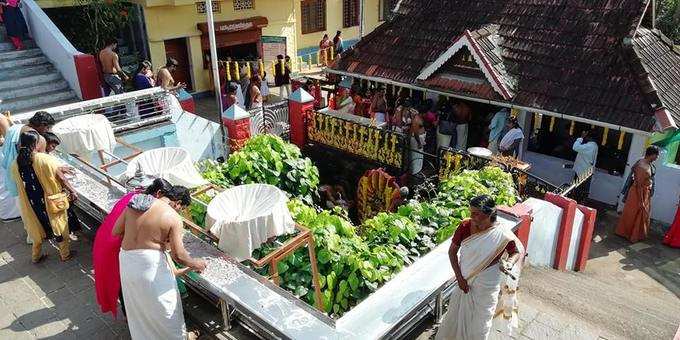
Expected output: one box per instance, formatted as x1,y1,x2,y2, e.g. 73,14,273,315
295,0,383,52
143,0,297,93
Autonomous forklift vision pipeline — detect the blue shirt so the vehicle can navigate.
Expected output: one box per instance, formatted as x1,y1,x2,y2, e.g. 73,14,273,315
489,109,508,142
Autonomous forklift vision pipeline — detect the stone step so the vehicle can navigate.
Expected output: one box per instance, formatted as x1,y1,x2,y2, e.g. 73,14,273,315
0,40,36,53
0,79,69,101
0,55,49,70
1,89,76,113
0,48,43,62
0,64,55,81
0,72,63,92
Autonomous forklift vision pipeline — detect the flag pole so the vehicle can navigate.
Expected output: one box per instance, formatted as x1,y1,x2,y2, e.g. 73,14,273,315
206,0,226,147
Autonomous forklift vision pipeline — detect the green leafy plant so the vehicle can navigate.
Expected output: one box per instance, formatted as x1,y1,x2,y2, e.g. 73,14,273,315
199,135,320,205
47,0,134,55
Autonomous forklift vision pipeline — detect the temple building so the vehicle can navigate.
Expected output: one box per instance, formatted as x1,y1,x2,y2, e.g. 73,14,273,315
37,0,395,93
328,0,680,223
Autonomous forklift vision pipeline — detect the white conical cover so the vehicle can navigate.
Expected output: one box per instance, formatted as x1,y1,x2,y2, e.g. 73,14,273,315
52,114,116,159
124,147,208,189
207,184,295,260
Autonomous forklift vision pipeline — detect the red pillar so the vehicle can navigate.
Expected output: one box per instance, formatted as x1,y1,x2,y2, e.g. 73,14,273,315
498,203,533,249
574,205,597,272
74,54,102,100
544,193,577,271
222,104,251,152
288,88,315,148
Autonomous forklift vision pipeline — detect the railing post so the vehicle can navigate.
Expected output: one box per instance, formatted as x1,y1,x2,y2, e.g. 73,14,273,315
221,104,251,152
288,88,315,148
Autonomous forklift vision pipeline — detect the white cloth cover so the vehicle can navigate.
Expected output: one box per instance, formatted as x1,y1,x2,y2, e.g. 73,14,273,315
52,114,116,159
119,249,186,340
207,184,295,260
435,225,524,340
0,152,19,220
123,147,208,189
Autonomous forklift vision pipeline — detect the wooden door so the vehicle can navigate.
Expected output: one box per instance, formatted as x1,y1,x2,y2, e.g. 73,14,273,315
164,38,194,92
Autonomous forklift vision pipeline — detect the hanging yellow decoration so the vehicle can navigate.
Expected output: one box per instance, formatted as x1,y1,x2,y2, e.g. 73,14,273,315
258,59,264,77
569,120,575,135
602,127,609,145
549,116,556,132
246,62,252,79
271,61,276,76
226,62,231,81
234,62,240,81
617,131,626,150
533,113,542,132
330,46,334,61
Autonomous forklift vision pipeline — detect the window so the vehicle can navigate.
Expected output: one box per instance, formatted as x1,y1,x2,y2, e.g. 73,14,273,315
343,0,360,28
301,0,326,34
233,0,253,10
380,0,396,21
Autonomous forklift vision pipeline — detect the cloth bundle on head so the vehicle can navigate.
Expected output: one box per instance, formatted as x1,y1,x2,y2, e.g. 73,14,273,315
499,128,524,150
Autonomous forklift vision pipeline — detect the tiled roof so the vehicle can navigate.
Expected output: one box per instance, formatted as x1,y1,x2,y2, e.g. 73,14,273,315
331,0,679,132
632,28,680,131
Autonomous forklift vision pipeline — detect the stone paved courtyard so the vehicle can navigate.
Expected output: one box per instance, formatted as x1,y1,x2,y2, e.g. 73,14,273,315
2,207,679,339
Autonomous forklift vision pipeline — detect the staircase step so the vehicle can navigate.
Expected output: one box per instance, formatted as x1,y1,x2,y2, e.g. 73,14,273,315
0,56,49,69
1,89,77,113
0,40,36,53
0,80,69,100
0,64,55,81
0,72,63,92
0,48,43,62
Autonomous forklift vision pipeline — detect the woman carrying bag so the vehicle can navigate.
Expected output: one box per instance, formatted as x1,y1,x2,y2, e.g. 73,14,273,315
10,131,77,263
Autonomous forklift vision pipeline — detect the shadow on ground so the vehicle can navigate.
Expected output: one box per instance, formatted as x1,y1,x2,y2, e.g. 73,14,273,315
0,220,129,339
586,203,680,298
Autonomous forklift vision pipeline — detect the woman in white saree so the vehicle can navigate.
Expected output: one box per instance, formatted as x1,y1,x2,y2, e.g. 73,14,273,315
436,195,525,340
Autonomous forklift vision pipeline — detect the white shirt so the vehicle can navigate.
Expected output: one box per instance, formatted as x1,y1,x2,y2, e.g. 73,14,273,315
572,138,598,177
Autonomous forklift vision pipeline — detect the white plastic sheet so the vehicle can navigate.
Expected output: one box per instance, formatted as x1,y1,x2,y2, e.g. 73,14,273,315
123,147,207,189
207,184,295,261
52,114,116,159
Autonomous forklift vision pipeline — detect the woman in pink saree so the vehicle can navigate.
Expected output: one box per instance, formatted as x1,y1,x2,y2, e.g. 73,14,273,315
93,179,172,317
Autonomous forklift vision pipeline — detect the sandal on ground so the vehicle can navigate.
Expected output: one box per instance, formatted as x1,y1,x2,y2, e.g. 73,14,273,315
60,250,77,262
32,254,48,264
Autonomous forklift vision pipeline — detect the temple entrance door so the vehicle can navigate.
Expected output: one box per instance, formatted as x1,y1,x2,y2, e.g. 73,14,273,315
164,38,194,92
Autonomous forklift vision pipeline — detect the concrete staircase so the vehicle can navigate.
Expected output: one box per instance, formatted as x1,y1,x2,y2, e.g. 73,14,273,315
0,26,77,114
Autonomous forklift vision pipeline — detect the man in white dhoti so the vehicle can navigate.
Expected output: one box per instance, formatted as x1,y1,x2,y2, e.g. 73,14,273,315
113,185,206,340
436,195,524,340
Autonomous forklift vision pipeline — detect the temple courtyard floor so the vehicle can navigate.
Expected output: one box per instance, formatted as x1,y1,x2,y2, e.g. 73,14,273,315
1,205,679,339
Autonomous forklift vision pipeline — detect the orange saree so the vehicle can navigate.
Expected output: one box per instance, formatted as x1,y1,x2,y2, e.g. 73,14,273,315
615,160,652,243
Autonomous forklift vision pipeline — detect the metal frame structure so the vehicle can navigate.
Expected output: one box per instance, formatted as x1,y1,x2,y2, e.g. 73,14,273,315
17,90,527,339
246,224,324,311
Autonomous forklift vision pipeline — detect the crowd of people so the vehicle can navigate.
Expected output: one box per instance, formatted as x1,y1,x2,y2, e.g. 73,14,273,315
330,83,530,175
0,109,205,339
99,38,186,96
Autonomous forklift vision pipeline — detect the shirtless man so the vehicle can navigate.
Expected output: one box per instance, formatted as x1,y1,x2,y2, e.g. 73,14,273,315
156,58,186,92
113,184,205,340
99,38,129,95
